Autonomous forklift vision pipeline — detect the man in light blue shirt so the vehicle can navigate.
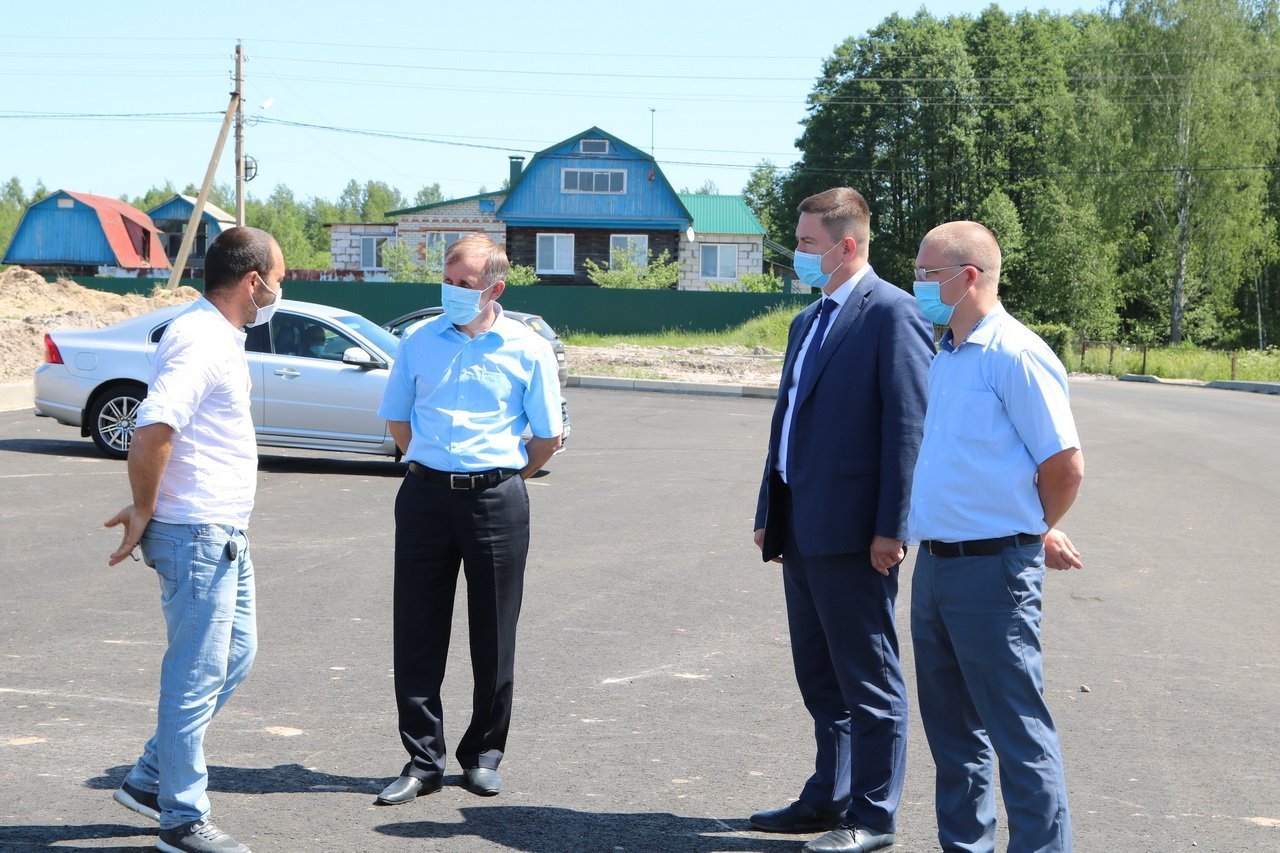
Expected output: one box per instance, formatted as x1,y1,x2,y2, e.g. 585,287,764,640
908,221,1084,853
374,234,561,807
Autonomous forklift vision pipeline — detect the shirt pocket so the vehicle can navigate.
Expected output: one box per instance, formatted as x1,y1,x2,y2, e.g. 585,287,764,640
472,366,515,407
951,388,1009,448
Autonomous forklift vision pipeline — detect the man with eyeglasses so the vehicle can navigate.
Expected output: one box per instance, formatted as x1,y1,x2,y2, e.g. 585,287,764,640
374,234,562,807
748,187,934,853
105,226,285,853
908,221,1084,852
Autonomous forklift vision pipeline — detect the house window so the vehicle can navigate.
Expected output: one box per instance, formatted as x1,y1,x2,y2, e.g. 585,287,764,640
360,235,395,270
610,235,648,268
701,244,739,280
424,231,467,270
562,169,625,194
57,197,75,209
580,138,609,154
536,233,574,274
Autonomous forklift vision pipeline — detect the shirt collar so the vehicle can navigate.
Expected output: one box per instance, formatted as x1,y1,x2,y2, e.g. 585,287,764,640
824,262,871,308
195,295,247,342
939,303,1007,353
435,303,513,341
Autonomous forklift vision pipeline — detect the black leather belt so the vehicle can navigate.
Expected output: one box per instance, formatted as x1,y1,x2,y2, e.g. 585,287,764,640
920,533,1042,558
407,461,519,491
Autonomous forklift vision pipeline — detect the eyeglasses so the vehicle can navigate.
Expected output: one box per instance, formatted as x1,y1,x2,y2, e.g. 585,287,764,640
913,263,984,280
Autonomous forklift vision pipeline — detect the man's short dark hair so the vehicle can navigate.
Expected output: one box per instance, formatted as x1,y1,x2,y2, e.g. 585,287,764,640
798,187,872,252
204,226,276,293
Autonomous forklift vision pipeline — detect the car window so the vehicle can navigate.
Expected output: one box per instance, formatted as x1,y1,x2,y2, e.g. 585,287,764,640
245,323,271,353
271,314,306,356
335,314,400,357
300,322,357,361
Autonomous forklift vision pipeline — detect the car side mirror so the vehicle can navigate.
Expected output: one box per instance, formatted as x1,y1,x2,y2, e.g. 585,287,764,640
341,347,386,370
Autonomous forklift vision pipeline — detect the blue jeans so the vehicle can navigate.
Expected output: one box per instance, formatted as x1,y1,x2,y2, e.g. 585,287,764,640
124,521,257,828
911,544,1071,852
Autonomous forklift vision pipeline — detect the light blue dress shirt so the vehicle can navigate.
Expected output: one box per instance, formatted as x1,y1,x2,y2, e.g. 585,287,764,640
907,305,1079,543
378,307,562,472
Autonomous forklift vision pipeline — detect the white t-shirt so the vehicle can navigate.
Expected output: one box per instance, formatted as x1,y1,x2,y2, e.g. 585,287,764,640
134,298,257,528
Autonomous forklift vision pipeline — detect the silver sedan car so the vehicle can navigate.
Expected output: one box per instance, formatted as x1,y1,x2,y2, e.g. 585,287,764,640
35,299,402,459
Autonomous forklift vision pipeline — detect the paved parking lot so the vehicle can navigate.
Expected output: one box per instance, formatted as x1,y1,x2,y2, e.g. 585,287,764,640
1,383,1278,851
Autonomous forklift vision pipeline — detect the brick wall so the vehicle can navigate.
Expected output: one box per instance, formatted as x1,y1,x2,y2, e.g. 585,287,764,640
328,223,398,272
676,234,764,290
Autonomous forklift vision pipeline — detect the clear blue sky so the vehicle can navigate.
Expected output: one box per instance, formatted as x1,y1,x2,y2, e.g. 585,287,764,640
2,0,1095,207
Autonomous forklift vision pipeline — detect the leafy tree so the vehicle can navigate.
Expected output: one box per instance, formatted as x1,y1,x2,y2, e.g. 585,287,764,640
585,250,679,289
711,271,785,293
742,160,785,246
413,183,444,207
504,264,539,286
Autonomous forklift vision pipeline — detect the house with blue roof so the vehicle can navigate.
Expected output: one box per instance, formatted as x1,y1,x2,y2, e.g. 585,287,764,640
145,194,236,271
323,127,768,289
496,127,693,286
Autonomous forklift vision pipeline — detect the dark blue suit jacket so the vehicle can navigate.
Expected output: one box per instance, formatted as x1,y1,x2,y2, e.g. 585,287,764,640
755,269,934,560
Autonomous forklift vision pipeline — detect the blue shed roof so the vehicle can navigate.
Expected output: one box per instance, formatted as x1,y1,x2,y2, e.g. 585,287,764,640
145,194,236,231
498,127,692,230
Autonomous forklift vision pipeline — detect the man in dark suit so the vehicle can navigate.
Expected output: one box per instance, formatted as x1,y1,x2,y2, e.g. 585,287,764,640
749,187,934,853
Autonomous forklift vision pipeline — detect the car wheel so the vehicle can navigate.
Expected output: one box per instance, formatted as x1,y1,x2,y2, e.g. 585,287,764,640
88,383,146,459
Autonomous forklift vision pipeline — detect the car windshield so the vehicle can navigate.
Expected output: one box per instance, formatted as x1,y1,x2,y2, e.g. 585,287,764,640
336,314,401,357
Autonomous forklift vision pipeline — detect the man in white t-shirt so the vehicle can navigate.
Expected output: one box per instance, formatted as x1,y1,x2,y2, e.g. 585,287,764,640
105,226,284,853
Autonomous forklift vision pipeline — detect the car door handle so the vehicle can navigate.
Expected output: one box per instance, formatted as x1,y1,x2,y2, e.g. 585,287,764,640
274,368,302,378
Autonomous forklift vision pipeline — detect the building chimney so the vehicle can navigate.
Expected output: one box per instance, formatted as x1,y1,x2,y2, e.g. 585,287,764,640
508,156,525,188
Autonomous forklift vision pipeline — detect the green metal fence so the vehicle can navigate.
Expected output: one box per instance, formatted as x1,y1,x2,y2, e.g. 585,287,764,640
68,278,814,334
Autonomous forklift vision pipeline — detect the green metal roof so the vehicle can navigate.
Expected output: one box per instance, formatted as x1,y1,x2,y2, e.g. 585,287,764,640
387,190,506,217
677,194,765,236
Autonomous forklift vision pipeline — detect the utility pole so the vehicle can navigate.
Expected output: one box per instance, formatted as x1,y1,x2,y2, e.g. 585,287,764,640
234,41,246,226
164,42,241,290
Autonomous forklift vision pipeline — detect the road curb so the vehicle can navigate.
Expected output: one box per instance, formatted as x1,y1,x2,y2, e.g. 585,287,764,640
567,375,778,399
1205,379,1280,395
0,381,33,412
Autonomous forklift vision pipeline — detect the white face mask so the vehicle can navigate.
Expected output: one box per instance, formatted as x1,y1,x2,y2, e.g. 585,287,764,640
247,274,282,328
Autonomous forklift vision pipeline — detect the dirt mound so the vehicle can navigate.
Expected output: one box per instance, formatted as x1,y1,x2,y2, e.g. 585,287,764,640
0,267,200,382
565,342,785,386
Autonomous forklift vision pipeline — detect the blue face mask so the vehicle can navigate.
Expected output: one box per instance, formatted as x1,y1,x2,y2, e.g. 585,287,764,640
441,281,496,326
792,241,844,288
912,271,969,325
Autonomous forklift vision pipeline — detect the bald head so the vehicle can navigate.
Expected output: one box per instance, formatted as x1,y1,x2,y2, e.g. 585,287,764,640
919,221,1002,291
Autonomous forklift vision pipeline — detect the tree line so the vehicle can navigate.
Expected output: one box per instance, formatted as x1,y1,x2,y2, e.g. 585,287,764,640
744,0,1280,348
0,178,450,272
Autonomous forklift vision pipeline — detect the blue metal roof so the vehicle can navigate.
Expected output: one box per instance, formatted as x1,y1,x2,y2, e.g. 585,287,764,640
498,127,691,229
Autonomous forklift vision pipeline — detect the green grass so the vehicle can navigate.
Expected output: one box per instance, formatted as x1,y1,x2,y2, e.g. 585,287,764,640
566,308,1280,384
563,304,795,352
1063,345,1280,382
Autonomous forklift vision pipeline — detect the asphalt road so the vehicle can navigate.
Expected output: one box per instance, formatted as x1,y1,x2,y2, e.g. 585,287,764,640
1,382,1277,852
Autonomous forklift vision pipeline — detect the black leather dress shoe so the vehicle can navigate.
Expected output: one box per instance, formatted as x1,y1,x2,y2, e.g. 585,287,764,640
375,774,441,805
749,801,846,833
802,824,896,852
462,767,501,796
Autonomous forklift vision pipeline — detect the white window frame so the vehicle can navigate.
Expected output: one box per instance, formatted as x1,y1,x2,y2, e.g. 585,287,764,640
423,231,468,271
701,243,739,280
360,235,395,271
580,138,609,154
561,168,626,194
610,234,648,269
536,233,575,275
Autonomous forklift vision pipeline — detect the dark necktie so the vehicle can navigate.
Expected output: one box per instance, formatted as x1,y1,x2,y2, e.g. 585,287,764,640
799,298,837,389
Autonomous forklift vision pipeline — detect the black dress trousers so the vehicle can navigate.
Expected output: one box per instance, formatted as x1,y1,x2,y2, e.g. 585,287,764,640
392,470,530,780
